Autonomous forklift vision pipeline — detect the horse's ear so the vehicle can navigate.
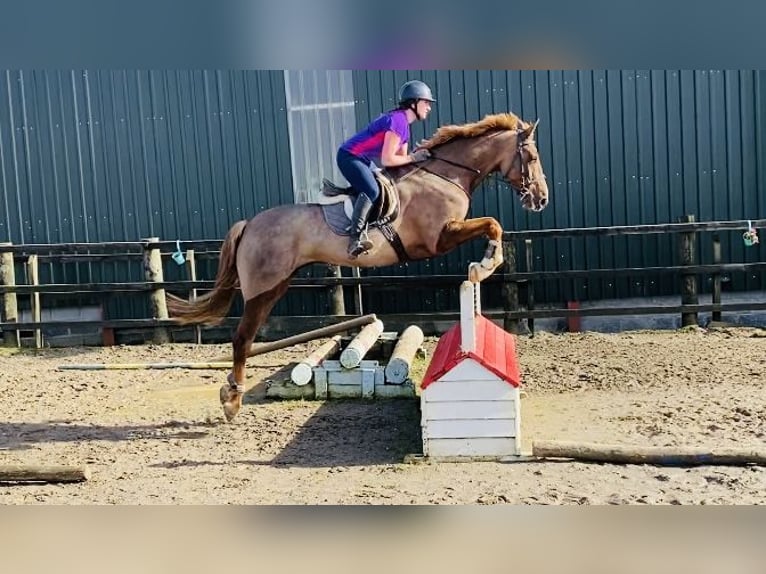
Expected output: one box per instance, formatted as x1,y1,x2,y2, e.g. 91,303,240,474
526,119,540,138
520,119,540,140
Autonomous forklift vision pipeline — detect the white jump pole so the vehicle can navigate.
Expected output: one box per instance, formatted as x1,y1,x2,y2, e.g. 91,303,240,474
459,280,480,353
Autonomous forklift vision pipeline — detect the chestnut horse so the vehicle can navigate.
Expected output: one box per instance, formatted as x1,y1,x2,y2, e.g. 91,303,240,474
167,112,549,421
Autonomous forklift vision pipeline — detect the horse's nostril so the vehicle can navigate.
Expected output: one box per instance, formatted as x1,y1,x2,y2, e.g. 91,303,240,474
540,197,548,207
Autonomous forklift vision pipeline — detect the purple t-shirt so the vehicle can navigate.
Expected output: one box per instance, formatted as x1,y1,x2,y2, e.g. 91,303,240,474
341,109,410,167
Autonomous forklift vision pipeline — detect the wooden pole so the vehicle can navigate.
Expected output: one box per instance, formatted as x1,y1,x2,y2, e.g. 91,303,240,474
502,239,520,334
384,325,424,384
59,362,231,371
211,313,378,363
459,281,476,353
678,215,698,327
532,440,766,466
711,234,722,323
329,265,346,316
185,249,202,344
0,465,90,483
0,243,19,347
290,334,342,386
142,237,169,344
339,319,384,368
26,255,42,349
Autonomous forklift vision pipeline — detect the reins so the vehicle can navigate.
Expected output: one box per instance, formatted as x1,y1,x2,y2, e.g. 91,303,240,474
430,154,481,174
394,125,542,199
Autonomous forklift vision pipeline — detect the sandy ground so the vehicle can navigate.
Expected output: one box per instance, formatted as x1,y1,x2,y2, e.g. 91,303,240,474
1,326,765,505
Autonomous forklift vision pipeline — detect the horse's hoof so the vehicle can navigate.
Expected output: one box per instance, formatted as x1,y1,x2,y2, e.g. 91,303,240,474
468,262,482,283
222,395,243,422
222,401,239,422
219,384,230,406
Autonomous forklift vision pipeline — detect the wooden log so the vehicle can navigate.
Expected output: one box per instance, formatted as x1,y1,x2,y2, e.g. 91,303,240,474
1,243,19,347
384,325,424,384
290,335,342,386
211,313,377,363
532,440,766,466
58,362,231,371
142,236,170,344
339,319,384,369
0,465,90,483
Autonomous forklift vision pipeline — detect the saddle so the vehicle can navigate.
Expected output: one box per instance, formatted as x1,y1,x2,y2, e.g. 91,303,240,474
317,170,408,261
317,170,400,225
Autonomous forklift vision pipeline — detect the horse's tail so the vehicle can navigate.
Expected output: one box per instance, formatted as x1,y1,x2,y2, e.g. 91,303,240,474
167,219,248,326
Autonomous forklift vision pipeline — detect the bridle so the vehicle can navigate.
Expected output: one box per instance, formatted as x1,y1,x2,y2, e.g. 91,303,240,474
512,130,544,202
427,126,543,200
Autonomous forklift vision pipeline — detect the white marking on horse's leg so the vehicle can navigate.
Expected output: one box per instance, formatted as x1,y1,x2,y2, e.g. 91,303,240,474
480,239,501,270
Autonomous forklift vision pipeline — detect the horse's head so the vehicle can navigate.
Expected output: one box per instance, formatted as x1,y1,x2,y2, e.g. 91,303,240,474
416,112,550,212
500,119,549,212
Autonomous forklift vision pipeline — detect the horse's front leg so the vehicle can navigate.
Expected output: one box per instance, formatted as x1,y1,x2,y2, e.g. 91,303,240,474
436,217,503,283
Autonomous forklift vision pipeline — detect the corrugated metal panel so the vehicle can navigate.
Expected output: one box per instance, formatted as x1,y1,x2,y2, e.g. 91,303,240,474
0,70,298,318
0,71,294,244
352,70,765,309
1,69,764,321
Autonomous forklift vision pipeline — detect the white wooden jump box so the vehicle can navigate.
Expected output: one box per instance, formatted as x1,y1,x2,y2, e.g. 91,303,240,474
419,281,522,459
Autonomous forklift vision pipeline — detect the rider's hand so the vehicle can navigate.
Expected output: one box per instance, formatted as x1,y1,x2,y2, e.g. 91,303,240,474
410,149,432,163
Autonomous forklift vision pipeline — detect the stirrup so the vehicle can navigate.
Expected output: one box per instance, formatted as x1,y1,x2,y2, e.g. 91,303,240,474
348,235,374,258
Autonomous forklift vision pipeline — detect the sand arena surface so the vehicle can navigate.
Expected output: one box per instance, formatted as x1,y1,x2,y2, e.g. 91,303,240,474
1,326,765,504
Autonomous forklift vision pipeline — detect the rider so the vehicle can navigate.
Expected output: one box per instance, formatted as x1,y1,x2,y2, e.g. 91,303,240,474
337,79,435,258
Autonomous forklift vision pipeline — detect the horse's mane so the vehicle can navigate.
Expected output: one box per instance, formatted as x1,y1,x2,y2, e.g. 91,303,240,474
419,112,522,149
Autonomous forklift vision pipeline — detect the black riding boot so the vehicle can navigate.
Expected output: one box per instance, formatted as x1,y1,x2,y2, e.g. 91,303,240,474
347,194,375,258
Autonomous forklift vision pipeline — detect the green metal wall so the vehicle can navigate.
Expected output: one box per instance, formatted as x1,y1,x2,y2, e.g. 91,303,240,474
0,70,318,317
1,70,764,320
0,70,296,243
353,70,766,309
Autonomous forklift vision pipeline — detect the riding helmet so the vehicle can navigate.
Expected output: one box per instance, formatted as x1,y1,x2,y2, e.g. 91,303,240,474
399,80,436,104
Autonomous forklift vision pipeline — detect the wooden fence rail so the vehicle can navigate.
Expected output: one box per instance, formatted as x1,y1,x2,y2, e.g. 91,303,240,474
1,216,764,346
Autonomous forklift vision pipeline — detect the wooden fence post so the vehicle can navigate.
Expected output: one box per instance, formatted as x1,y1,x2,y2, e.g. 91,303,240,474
185,249,202,345
329,265,346,316
351,267,363,315
142,237,169,344
0,243,19,347
26,255,42,348
678,215,698,327
502,239,521,334
711,234,722,323
525,239,535,335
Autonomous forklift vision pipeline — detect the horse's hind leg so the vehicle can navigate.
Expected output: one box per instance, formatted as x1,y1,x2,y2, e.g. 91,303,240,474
220,280,291,422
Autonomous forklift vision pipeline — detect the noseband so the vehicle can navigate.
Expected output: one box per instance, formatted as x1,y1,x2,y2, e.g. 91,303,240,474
505,130,542,200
